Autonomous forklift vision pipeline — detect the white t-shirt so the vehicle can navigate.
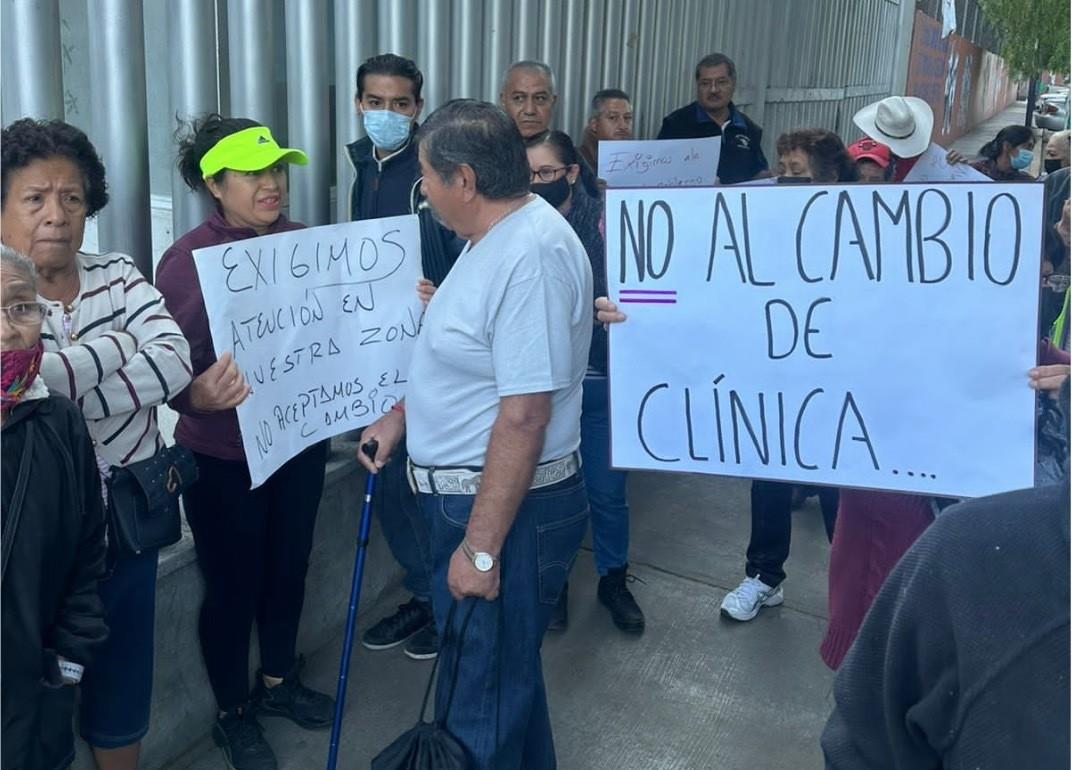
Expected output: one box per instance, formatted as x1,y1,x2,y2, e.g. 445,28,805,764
405,196,593,468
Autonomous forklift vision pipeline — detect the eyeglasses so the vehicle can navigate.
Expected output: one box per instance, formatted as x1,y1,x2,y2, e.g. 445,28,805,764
1,302,48,326
531,166,567,183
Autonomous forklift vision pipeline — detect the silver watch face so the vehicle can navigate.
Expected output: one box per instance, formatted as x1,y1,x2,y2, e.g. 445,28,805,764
473,552,495,572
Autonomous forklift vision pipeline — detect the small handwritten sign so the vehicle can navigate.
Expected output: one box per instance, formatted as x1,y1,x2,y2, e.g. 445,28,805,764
904,142,992,183
194,215,422,487
598,137,721,188
606,183,1043,498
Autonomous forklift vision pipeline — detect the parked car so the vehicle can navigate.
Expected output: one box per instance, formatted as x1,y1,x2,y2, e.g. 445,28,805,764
1036,90,1070,131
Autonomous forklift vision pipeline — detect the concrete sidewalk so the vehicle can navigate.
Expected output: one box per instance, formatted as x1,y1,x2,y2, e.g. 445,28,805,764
168,472,836,770
162,101,1047,770
948,99,1048,176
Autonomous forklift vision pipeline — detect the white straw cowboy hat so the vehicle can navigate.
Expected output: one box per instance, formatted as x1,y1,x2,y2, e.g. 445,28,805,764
853,96,934,159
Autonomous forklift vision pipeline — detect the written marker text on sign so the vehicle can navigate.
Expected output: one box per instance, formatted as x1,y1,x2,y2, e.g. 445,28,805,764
195,214,423,487
598,136,721,188
606,183,1043,498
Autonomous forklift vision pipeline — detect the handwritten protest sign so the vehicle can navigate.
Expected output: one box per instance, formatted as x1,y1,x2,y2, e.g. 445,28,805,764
904,143,992,183
599,137,721,188
606,183,1043,498
194,215,422,487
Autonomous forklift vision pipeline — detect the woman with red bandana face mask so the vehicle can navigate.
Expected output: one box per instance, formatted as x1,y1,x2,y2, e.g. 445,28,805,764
1,245,108,770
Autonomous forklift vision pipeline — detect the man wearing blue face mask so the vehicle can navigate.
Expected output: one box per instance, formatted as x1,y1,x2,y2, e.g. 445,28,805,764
346,53,461,663
970,124,1039,182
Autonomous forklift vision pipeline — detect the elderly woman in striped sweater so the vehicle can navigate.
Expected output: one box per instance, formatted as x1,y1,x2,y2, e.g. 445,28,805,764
1,118,192,770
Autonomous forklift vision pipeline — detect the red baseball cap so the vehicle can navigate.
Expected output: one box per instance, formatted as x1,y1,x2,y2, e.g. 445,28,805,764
847,138,891,168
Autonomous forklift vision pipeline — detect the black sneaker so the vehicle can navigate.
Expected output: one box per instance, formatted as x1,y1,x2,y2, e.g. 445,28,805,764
252,657,335,730
214,706,277,770
362,597,433,650
547,581,568,632
403,622,439,661
598,566,645,633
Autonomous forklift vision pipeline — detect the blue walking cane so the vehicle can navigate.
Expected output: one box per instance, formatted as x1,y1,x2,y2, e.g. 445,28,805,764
326,439,379,770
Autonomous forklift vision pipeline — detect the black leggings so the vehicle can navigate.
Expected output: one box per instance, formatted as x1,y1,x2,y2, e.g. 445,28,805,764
183,442,328,710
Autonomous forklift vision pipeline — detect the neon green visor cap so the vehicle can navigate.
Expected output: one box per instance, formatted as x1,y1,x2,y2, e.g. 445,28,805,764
199,126,308,178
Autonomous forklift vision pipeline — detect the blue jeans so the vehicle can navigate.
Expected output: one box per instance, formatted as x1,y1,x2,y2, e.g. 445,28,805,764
580,376,630,574
420,474,589,769
378,446,432,602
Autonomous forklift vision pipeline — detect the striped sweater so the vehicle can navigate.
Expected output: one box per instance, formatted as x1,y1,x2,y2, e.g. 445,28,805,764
38,252,193,468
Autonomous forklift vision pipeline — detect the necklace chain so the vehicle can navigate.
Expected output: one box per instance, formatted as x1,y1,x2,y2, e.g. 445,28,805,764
484,193,533,236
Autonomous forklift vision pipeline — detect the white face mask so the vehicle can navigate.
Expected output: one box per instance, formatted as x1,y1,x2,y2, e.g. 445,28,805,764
362,109,413,151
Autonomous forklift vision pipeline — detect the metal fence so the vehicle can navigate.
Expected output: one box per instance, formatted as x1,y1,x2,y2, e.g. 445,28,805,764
2,0,916,273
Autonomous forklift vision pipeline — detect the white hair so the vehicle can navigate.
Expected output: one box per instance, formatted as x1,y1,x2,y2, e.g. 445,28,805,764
501,60,556,96
1049,130,1071,156
1,245,36,287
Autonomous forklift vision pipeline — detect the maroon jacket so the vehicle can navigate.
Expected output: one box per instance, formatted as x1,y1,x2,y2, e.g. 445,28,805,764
156,210,305,461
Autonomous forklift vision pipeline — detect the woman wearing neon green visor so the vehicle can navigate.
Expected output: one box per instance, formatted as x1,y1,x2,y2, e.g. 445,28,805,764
156,116,331,770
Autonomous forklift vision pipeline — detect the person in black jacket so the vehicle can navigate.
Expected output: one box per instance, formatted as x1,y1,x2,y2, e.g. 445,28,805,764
347,53,461,662
1,245,108,769
657,52,769,184
821,471,1070,768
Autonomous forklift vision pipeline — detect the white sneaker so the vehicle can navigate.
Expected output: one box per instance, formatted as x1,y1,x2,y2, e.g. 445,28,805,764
720,575,784,621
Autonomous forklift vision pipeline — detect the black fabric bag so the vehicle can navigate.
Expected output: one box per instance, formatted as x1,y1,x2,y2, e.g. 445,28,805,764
106,445,197,555
371,601,479,770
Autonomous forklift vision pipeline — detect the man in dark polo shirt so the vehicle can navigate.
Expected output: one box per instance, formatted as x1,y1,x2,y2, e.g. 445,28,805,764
657,52,768,184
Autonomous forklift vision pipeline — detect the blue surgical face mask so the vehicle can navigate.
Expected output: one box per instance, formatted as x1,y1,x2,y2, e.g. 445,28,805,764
362,109,413,151
1011,147,1033,171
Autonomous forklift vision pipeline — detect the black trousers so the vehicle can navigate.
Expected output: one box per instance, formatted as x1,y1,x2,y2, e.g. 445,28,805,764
183,442,328,710
745,480,838,588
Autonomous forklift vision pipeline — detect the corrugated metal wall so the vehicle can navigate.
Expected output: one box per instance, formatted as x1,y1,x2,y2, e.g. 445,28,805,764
3,0,916,252
350,0,910,155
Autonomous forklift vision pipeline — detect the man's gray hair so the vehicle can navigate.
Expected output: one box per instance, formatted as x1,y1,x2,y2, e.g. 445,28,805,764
501,60,556,96
417,99,531,201
1,245,36,287
589,88,631,119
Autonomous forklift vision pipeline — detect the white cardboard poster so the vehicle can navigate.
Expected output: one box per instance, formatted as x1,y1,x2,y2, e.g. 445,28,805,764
194,215,423,487
904,143,992,183
598,136,722,188
605,183,1043,498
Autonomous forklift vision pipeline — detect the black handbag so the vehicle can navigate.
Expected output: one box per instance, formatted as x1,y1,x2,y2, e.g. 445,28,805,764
106,445,197,555
371,601,481,770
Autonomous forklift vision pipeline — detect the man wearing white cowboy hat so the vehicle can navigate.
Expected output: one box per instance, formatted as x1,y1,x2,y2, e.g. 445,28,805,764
853,96,935,180
853,95,973,181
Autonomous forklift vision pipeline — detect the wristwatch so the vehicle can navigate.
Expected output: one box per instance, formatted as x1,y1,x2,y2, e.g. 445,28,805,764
461,540,496,573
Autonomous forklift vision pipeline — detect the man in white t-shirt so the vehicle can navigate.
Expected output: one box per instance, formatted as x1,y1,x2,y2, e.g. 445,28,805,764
358,98,592,768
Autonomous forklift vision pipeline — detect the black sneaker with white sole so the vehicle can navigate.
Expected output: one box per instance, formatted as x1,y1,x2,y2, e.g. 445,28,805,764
362,597,433,650
402,622,439,660
214,706,277,770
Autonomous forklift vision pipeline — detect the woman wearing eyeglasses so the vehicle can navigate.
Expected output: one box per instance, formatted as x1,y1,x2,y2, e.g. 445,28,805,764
1,244,109,770
522,130,647,635
0,118,192,770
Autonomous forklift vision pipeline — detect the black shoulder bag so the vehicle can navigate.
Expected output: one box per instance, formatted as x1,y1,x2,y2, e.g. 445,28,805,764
372,598,497,770
106,444,198,555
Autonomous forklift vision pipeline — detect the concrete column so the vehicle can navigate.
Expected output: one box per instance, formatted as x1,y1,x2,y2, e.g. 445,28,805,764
227,0,275,127
2,0,64,121
285,0,330,226
87,0,152,279
168,0,218,239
